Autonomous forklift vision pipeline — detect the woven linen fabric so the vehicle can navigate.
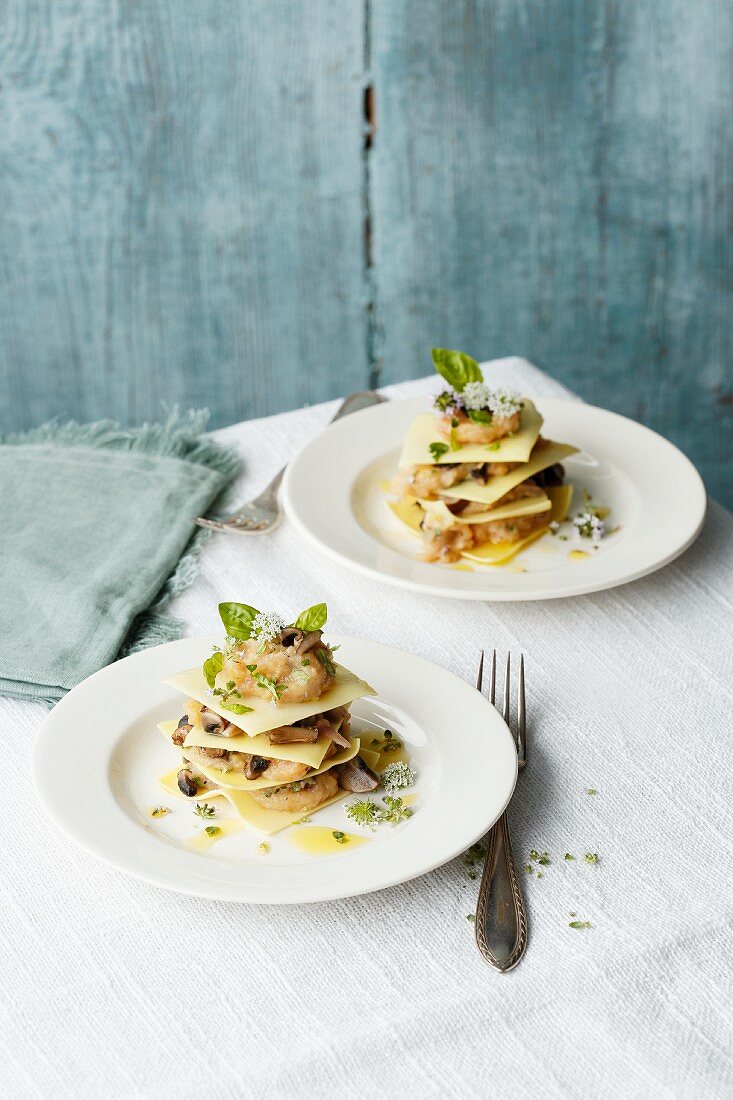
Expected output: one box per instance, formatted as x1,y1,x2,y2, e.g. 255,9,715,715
0,411,240,703
3,359,732,1100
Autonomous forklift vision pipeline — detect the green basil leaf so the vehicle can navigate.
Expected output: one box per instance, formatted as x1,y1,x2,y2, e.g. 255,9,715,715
428,441,449,462
222,701,253,715
202,651,223,688
315,647,337,676
431,348,482,392
294,602,328,632
218,602,260,640
467,408,492,425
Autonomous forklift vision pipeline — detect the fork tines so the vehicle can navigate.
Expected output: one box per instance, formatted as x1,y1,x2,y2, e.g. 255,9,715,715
476,650,527,768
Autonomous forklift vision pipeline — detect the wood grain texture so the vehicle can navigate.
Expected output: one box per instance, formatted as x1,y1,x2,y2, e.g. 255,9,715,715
371,0,733,505
0,0,731,506
0,0,368,428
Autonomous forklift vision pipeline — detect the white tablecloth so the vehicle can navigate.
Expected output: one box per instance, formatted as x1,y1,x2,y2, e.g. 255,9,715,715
4,360,732,1100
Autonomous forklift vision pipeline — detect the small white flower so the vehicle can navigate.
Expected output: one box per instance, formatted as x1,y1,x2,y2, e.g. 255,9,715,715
548,521,560,534
573,512,605,543
462,381,492,410
487,386,523,419
251,610,286,642
381,761,416,792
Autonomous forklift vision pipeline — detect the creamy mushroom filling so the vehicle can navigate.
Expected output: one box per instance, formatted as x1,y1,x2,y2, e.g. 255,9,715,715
394,460,521,502
176,701,351,746
418,477,563,564
174,747,379,811
436,406,522,446
217,630,337,705
171,705,353,782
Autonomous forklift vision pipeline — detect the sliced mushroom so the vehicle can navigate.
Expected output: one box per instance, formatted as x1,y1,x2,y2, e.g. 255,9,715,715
469,464,489,483
177,714,190,728
171,726,191,746
296,630,325,656
315,718,350,750
268,725,320,745
243,754,270,781
278,626,304,649
177,768,198,797
199,708,231,736
337,756,379,792
323,705,348,724
200,746,227,760
532,463,565,489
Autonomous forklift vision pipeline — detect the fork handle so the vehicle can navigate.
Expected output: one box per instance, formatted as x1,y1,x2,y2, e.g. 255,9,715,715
475,809,528,971
254,390,386,508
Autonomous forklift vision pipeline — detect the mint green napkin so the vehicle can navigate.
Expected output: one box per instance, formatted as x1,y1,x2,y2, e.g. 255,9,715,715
0,412,240,704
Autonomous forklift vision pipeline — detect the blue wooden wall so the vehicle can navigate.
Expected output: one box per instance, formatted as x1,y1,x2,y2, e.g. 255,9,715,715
1,1,731,505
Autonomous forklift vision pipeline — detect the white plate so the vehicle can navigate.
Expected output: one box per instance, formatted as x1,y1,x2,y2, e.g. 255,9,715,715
282,397,706,601
33,636,516,904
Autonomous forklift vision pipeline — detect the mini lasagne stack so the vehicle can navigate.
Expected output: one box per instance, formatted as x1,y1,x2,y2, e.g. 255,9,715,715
389,349,579,564
157,601,379,834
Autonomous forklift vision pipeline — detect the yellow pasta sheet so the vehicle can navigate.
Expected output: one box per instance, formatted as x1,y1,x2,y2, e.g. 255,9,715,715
437,441,578,505
158,720,332,769
157,740,382,835
164,662,374,737
389,482,574,567
158,766,350,835
418,493,551,527
157,735,383,835
461,483,574,565
388,491,550,536
214,788,350,835
163,724,360,791
546,483,573,522
398,400,542,468
189,737,360,791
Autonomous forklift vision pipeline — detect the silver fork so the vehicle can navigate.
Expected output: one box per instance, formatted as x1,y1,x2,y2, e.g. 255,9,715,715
193,390,387,533
474,651,528,971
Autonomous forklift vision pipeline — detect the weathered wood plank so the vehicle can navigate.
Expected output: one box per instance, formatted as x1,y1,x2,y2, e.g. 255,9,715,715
0,0,368,430
1,0,731,507
371,0,733,506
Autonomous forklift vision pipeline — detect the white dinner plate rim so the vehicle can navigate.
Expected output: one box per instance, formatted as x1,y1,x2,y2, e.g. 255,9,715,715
32,635,517,904
281,396,707,601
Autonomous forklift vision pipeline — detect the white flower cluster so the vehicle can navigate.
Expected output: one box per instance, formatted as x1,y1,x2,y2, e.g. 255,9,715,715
573,512,605,543
461,381,492,410
380,761,417,792
487,386,523,419
461,382,522,419
251,610,286,642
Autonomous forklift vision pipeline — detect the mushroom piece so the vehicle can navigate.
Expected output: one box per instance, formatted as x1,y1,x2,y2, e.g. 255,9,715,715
177,768,199,797
532,462,565,489
172,714,193,745
296,630,325,656
172,726,191,746
278,627,305,649
267,725,320,745
199,708,231,736
199,746,227,759
314,718,350,750
242,754,271,781
336,756,379,793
